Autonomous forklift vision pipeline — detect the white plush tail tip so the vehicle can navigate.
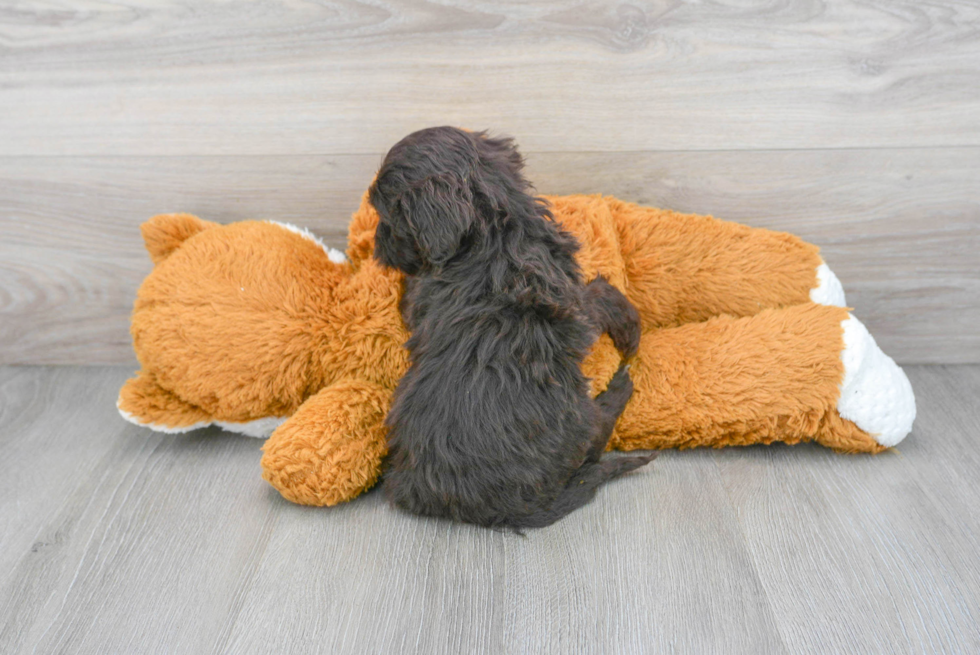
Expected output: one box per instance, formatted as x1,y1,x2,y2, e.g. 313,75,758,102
837,316,916,447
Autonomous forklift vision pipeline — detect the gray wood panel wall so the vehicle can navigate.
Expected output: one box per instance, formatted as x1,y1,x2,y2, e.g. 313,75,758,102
1,1,978,364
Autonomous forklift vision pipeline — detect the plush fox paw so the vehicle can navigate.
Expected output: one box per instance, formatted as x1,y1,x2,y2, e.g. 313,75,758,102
837,315,916,447
811,262,846,307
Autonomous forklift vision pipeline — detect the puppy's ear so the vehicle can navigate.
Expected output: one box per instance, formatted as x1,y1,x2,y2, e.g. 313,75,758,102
474,133,524,174
400,172,475,267
470,133,533,212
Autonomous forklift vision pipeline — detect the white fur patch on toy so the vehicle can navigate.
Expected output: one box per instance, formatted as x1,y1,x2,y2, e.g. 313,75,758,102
215,417,287,438
266,220,347,264
117,398,285,439
811,262,846,307
837,315,916,447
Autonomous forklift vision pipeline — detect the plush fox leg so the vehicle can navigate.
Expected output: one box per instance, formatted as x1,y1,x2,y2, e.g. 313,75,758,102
601,197,846,323
611,303,915,454
117,370,213,433
260,378,391,506
118,370,290,437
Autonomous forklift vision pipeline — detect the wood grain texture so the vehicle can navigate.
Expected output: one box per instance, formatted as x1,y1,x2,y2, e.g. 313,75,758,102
2,148,977,365
1,1,980,155
223,453,786,655
1,364,978,653
712,365,980,653
0,367,132,590
0,367,278,655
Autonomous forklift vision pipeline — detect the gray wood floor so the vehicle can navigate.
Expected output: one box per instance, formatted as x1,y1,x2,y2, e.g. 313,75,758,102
1,365,978,654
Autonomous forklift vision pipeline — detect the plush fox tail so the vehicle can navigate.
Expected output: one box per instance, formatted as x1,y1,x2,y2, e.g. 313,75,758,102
508,453,657,530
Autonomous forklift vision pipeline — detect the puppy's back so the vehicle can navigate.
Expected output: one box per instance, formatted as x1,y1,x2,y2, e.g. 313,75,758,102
383,306,596,526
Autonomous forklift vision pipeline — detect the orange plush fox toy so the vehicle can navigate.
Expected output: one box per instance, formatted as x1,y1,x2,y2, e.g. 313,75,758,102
118,192,916,506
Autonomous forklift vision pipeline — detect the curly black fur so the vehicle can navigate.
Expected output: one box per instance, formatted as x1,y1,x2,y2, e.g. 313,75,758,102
370,126,654,529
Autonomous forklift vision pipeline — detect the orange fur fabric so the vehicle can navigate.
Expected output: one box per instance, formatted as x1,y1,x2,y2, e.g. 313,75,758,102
118,194,916,506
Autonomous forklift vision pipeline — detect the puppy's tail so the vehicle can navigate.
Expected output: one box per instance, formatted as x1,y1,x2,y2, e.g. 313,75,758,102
508,453,657,530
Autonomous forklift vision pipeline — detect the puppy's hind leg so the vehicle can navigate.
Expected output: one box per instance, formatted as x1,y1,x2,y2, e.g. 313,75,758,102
588,363,635,461
585,275,641,358
507,364,655,529
588,363,656,491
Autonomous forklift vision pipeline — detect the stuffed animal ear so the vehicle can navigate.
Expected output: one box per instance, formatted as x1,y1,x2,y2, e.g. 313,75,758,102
399,173,475,267
140,213,218,265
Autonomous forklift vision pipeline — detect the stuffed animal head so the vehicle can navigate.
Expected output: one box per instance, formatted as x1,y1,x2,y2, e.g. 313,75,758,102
122,210,410,429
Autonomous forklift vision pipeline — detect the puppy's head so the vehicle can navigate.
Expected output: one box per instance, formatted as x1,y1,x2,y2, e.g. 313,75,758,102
369,126,528,274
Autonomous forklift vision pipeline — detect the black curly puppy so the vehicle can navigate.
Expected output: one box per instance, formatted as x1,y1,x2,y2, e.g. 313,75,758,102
370,126,655,529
